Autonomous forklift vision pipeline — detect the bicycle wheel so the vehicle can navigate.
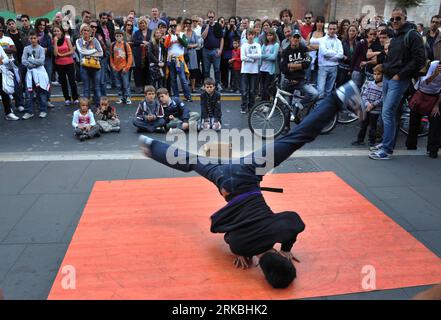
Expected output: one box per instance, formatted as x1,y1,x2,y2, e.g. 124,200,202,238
337,110,359,124
320,113,338,134
399,114,430,137
306,103,338,134
248,101,286,139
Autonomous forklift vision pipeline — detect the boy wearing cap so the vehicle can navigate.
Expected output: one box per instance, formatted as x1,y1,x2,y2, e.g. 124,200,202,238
281,29,318,112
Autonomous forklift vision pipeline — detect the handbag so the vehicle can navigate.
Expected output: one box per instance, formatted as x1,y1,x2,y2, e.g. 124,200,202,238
81,56,101,69
408,82,439,116
80,38,101,70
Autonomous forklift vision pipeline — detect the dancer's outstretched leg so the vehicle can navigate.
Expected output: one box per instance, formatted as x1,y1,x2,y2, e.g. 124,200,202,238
244,81,362,175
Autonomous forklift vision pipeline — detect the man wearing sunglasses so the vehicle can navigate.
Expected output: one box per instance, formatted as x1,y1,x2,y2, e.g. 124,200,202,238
298,11,314,40
201,10,224,92
369,7,426,160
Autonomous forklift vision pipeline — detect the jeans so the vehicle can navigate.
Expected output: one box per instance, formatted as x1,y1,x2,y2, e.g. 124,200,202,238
44,57,53,98
80,66,101,106
0,76,12,115
25,87,49,114
282,79,319,106
317,65,338,98
147,93,341,197
133,117,167,133
55,63,79,101
381,76,411,154
168,59,191,100
202,48,221,85
114,70,131,100
99,56,109,96
241,73,258,111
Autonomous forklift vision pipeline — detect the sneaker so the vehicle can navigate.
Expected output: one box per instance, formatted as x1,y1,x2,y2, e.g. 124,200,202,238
351,140,365,146
126,98,132,105
139,135,154,157
74,100,79,105
369,149,392,160
47,102,55,108
184,97,193,103
39,112,47,118
106,84,112,90
369,143,383,152
22,113,34,120
5,112,19,121
336,80,363,120
240,109,247,114
79,134,87,142
17,106,25,112
290,114,295,122
65,100,72,106
217,84,223,92
115,99,125,104
429,150,438,159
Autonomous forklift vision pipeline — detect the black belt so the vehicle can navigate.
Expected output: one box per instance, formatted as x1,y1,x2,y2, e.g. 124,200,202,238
260,187,284,193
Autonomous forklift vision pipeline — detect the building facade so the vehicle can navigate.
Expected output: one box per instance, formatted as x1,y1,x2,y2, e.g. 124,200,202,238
1,0,440,24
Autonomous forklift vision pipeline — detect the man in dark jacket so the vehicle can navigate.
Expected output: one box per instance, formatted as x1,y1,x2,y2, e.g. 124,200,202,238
369,7,426,160
281,29,318,107
157,87,199,131
138,79,364,289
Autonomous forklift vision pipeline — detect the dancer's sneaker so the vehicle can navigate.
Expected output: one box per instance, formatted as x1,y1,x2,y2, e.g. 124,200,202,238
336,80,363,120
139,135,154,157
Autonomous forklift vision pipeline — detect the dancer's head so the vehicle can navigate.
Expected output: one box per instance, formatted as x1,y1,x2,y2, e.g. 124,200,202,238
259,251,296,288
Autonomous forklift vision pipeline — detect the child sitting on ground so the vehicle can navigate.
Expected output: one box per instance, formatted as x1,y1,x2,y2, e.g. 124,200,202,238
133,85,167,133
200,77,222,131
95,97,120,133
72,98,101,141
352,64,383,147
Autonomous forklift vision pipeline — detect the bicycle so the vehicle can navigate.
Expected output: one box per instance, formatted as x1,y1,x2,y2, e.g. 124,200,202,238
248,86,338,139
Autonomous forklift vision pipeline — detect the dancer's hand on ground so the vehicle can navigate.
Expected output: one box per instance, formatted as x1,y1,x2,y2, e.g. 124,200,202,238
233,256,251,269
279,250,300,263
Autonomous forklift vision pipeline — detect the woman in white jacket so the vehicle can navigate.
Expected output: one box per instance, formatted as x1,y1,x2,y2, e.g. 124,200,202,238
0,45,19,120
76,23,103,107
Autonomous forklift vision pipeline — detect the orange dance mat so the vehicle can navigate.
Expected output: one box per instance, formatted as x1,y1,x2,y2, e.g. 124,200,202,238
48,172,441,299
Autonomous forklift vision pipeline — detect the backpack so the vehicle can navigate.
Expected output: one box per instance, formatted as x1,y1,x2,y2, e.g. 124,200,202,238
403,29,429,75
111,41,129,63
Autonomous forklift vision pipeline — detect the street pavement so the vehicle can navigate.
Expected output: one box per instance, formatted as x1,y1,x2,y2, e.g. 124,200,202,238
0,85,439,300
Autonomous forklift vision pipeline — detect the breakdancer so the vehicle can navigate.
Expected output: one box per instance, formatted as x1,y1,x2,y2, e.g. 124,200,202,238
139,81,362,288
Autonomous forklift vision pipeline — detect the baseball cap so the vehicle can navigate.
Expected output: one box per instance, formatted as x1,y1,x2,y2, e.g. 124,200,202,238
291,29,301,37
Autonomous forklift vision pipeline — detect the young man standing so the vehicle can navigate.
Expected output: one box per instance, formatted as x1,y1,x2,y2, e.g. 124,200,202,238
110,30,133,105
317,21,343,98
21,31,50,119
369,7,426,160
201,10,224,91
240,28,261,114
